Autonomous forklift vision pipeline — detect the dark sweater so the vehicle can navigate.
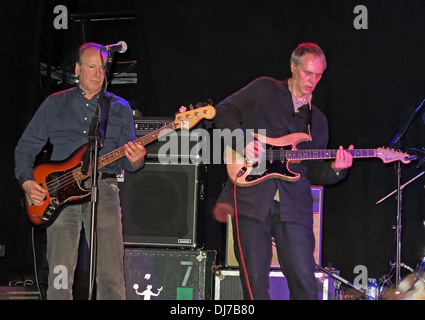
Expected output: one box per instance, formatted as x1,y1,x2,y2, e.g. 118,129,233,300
214,76,344,226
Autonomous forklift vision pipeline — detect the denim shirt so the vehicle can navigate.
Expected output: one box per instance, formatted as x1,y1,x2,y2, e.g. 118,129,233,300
15,85,139,186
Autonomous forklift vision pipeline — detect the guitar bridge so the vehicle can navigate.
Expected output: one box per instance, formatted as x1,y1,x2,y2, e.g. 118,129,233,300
47,198,59,213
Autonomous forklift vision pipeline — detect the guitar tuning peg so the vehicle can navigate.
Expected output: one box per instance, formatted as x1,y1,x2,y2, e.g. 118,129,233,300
179,106,187,113
189,104,194,110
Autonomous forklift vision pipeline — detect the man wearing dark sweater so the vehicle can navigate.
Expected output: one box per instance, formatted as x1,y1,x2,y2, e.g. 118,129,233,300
213,43,353,300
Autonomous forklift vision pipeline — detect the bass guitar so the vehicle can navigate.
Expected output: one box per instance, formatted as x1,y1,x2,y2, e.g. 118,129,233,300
225,132,413,187
24,105,215,227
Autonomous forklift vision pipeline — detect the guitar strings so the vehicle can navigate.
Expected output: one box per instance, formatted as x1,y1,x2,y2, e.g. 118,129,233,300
42,122,178,195
264,149,338,159
264,149,377,160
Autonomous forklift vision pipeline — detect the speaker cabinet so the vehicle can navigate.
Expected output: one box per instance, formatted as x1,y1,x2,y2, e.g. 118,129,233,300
124,248,216,300
225,186,324,267
119,162,206,248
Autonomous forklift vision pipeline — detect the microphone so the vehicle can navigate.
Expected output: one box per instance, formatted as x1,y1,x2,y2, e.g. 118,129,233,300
101,41,127,53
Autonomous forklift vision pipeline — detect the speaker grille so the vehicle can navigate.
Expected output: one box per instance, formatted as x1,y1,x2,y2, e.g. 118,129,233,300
119,162,203,247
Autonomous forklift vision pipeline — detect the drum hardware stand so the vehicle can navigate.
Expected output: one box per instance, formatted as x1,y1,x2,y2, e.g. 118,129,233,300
376,99,424,290
377,262,414,292
376,171,424,205
376,167,425,294
407,257,425,292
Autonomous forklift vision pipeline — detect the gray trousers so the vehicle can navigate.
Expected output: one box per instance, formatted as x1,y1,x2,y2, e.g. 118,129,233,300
46,177,126,300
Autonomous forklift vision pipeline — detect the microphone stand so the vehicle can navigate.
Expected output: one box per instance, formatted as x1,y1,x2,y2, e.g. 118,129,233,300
87,108,101,300
384,99,424,287
87,49,112,300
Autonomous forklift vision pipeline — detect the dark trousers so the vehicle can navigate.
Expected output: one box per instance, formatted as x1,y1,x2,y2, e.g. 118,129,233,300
233,201,318,300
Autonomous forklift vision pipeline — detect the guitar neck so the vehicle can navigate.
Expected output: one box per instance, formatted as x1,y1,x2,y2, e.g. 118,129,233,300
282,149,378,161
97,122,176,170
85,105,215,172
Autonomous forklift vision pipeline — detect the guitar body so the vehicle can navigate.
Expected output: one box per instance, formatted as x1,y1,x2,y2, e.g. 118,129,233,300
226,131,413,187
25,145,90,227
225,132,311,187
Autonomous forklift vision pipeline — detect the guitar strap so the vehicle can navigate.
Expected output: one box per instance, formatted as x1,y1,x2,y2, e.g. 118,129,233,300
308,106,312,128
307,106,313,141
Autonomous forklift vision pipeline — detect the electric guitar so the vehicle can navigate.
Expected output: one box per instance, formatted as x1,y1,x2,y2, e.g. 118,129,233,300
225,132,414,187
24,105,215,227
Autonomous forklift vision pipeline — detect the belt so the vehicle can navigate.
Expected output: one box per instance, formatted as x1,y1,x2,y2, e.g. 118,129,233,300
100,172,117,179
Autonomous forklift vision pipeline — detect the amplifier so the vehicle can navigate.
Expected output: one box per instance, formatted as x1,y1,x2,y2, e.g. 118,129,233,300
124,248,216,300
134,117,174,135
225,186,324,267
120,162,206,248
213,269,339,300
133,117,204,162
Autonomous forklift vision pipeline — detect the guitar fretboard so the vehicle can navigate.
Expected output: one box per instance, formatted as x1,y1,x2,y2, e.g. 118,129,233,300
266,149,378,161
73,122,177,181
97,122,176,169
71,105,215,181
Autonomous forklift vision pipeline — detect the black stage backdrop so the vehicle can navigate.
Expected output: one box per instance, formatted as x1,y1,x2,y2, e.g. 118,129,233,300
1,0,425,289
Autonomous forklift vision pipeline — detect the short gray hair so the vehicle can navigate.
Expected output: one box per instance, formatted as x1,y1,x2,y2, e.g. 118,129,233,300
290,43,327,70
76,42,104,64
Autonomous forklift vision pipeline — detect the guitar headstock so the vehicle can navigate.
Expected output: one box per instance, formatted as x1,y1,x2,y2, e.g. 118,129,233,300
174,105,216,130
376,148,413,164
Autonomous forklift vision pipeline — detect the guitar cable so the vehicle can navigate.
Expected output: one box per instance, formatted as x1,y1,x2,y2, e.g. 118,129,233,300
233,174,254,300
31,227,43,300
